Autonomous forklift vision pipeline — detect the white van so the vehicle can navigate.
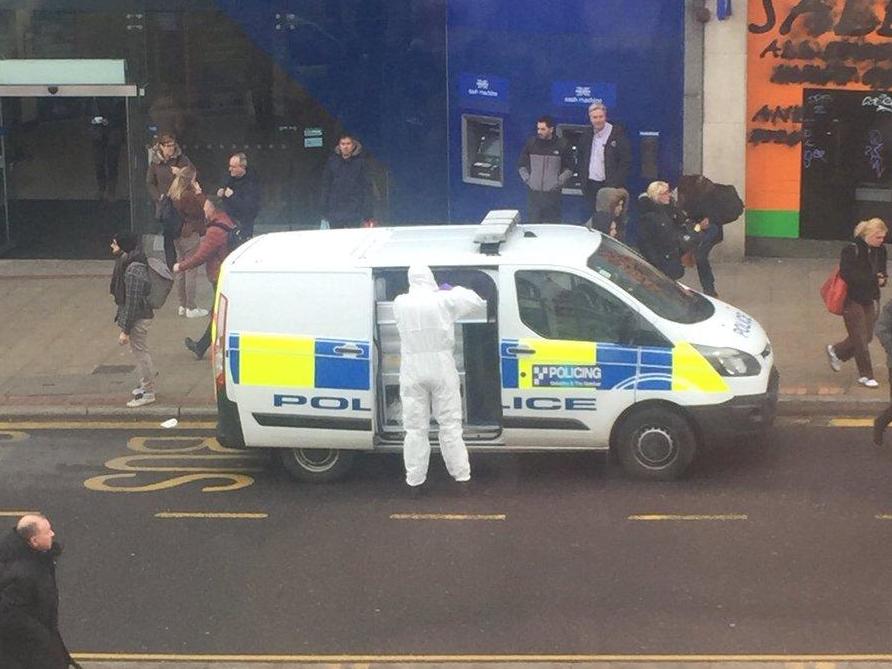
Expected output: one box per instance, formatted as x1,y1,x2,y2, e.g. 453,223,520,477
212,212,778,482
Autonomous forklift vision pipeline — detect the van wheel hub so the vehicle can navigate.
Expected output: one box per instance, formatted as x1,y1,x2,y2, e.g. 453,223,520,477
291,448,339,473
635,427,676,467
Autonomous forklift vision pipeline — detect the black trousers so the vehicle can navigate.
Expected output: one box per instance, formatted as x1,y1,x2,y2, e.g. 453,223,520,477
527,190,562,223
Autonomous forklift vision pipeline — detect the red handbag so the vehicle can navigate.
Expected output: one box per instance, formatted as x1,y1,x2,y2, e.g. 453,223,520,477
820,268,848,315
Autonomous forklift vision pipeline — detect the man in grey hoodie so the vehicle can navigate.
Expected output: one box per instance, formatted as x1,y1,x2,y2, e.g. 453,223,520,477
518,115,572,224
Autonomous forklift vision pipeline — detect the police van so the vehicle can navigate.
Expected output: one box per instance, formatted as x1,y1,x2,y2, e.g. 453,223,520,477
212,211,778,482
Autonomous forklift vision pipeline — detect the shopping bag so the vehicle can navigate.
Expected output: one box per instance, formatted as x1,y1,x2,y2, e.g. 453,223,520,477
820,268,847,315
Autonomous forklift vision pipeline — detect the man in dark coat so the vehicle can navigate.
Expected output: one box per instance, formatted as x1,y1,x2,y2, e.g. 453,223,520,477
0,515,80,669
319,134,375,229
217,152,261,239
577,102,632,220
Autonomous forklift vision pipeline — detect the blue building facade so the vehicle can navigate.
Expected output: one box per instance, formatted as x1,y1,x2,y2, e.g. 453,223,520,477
0,1,685,256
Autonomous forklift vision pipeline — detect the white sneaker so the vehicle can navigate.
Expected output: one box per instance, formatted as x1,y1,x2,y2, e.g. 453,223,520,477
826,344,842,372
186,307,209,318
178,306,186,317
126,392,156,407
858,377,880,388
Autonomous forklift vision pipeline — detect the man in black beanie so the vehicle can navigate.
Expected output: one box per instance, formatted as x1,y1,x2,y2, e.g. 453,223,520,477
109,232,156,407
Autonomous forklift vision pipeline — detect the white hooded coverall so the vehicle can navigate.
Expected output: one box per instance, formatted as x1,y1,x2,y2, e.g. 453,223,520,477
393,265,486,487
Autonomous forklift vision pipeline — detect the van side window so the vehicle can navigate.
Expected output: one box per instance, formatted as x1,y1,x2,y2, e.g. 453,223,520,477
515,270,637,343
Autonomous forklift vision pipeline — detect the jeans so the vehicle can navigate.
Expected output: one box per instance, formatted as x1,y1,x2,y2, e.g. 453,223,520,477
695,223,722,296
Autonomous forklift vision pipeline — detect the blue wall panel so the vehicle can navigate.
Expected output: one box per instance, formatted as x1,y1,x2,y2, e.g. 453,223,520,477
217,0,685,226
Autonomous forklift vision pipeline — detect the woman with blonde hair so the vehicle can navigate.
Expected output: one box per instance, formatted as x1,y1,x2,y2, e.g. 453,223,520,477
168,165,208,318
827,217,888,387
636,180,684,280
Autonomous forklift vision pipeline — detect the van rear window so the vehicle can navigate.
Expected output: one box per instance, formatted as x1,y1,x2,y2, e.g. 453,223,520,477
587,237,714,324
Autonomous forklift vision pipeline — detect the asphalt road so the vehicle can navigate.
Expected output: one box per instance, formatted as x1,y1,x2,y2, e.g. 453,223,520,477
2,418,892,659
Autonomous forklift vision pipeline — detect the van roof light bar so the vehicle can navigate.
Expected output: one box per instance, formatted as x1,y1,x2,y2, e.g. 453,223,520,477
474,209,520,255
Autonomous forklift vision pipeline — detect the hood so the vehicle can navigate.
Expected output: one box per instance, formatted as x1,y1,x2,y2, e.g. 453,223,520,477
335,140,363,159
596,187,629,216
687,297,770,356
407,265,438,293
149,143,184,165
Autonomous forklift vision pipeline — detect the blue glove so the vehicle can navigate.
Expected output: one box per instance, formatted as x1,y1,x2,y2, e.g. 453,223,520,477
438,283,453,291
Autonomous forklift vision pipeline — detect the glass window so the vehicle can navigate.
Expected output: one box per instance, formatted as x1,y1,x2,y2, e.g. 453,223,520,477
516,270,637,344
588,236,714,324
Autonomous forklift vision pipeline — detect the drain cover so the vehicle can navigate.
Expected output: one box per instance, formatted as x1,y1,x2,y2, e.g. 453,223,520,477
92,364,135,375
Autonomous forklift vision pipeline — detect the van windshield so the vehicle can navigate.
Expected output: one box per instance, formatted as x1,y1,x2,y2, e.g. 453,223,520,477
587,236,714,324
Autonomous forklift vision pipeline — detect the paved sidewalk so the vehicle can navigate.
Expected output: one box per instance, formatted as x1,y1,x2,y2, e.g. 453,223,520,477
0,255,889,420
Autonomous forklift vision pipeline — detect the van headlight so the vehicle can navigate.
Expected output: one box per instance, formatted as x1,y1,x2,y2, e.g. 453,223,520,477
692,345,761,377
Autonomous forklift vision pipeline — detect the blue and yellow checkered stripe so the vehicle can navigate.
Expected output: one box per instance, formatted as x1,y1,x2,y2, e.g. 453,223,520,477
500,339,726,392
228,332,370,390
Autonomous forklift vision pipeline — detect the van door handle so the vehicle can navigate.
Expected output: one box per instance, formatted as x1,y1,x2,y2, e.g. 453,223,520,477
507,346,536,356
334,344,364,356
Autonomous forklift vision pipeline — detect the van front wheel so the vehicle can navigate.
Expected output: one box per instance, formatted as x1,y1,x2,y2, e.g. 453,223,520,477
276,448,356,483
615,407,696,480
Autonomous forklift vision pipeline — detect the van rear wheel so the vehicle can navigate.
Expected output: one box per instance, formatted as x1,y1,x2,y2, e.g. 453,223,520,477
615,407,696,480
276,448,356,483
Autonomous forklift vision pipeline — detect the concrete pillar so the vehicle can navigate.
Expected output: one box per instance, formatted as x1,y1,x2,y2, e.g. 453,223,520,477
702,2,747,261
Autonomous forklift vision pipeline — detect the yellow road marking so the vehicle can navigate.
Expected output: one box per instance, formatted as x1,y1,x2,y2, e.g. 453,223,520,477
390,513,506,521
0,430,29,442
628,514,748,522
875,514,892,520
0,421,215,430
69,653,892,662
830,418,873,427
0,511,40,516
154,512,268,519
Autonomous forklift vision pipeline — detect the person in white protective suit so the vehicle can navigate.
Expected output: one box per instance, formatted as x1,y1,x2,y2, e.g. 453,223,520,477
393,265,486,492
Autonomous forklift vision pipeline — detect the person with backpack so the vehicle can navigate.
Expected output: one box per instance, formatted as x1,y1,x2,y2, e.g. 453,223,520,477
167,165,208,318
826,218,888,389
173,196,237,360
676,175,744,298
110,232,156,407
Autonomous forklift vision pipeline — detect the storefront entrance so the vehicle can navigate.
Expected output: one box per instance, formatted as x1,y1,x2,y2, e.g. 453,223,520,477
800,87,892,241
0,61,136,258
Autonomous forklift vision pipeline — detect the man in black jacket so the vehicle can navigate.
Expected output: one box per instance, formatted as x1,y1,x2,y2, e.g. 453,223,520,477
577,102,632,220
518,115,572,223
0,515,80,669
319,134,375,229
218,152,261,239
